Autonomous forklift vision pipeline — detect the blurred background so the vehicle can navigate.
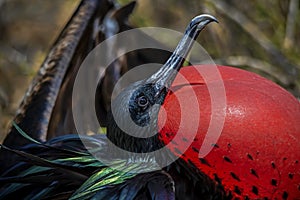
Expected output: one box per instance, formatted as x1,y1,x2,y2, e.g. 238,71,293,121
0,0,299,142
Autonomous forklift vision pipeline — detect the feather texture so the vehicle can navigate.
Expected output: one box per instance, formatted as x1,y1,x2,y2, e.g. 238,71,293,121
0,123,176,200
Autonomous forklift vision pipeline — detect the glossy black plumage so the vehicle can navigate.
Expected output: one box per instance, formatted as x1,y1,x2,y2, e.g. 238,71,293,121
0,131,176,199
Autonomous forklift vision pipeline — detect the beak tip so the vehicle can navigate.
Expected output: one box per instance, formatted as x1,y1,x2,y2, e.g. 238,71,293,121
213,17,219,24
192,14,219,27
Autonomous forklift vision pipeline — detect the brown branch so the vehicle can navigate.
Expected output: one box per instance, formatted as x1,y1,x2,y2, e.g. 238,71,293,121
214,56,300,97
284,0,299,49
215,56,289,84
210,0,299,80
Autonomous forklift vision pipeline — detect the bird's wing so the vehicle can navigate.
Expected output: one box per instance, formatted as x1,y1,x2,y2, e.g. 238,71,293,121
3,0,113,148
0,123,107,199
0,123,175,200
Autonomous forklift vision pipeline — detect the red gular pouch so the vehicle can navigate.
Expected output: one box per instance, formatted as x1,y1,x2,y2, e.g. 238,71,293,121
158,65,300,199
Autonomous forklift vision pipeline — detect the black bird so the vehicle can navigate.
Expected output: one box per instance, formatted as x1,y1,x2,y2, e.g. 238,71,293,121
0,14,230,199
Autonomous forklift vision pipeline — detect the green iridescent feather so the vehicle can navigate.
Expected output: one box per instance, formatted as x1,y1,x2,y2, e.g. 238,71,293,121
0,123,142,199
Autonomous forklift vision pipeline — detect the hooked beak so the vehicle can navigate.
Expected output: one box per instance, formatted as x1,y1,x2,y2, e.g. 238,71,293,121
146,14,218,99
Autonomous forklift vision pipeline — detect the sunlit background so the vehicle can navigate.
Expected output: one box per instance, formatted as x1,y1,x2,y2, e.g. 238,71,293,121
0,0,299,142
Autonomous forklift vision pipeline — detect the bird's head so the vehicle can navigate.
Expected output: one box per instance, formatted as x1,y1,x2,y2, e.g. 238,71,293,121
106,14,218,153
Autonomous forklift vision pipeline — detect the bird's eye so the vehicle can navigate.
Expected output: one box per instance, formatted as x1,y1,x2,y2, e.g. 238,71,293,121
137,95,149,108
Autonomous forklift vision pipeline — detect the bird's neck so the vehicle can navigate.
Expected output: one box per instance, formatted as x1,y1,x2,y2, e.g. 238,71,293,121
106,111,164,154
